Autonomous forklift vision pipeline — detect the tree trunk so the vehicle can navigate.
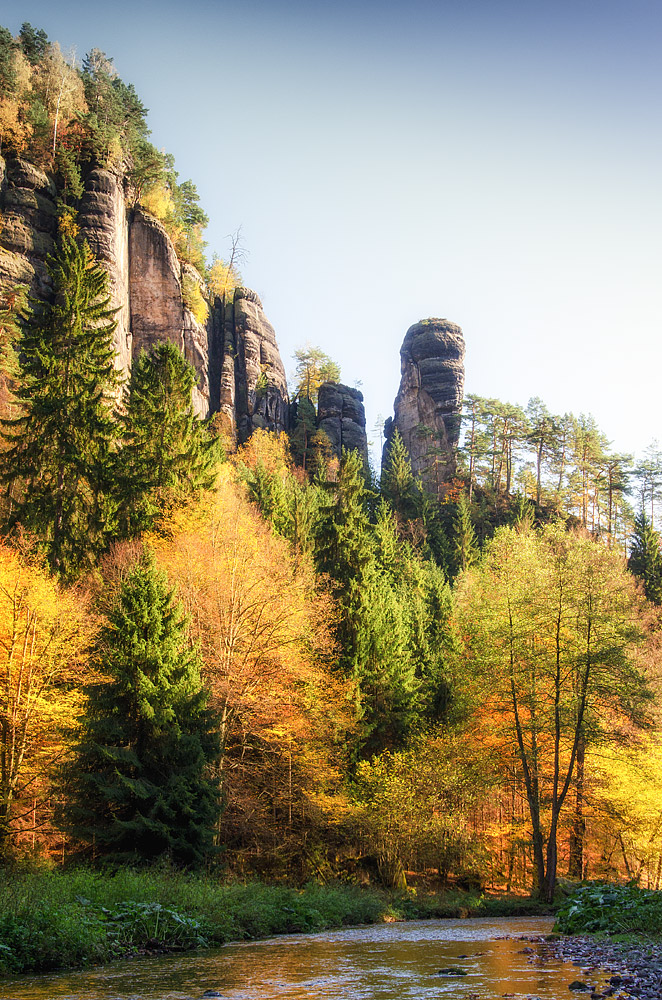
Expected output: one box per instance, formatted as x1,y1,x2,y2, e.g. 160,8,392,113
568,735,585,879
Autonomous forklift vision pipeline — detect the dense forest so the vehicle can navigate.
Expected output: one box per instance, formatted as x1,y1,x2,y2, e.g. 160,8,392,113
0,22,661,910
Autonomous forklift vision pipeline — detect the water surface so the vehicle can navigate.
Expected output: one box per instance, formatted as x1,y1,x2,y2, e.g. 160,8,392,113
0,916,599,1000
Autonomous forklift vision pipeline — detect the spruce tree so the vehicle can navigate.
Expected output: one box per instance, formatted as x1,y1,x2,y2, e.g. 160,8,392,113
61,552,220,866
452,493,479,577
116,341,221,536
381,428,418,522
0,220,120,579
628,511,662,604
316,453,420,752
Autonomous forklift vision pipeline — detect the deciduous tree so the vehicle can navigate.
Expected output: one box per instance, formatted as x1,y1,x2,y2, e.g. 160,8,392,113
455,523,655,901
0,543,89,856
292,346,341,406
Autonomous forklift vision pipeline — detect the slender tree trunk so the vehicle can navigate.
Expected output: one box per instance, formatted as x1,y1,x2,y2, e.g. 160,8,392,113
568,733,586,878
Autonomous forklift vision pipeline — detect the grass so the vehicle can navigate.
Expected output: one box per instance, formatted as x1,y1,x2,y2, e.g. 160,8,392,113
0,866,552,976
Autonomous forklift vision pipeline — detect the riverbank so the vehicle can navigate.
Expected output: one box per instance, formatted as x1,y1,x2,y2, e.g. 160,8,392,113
0,866,550,976
548,935,662,1000
547,883,662,1000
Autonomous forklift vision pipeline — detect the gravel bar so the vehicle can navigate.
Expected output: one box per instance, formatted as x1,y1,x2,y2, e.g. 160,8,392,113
546,935,662,1000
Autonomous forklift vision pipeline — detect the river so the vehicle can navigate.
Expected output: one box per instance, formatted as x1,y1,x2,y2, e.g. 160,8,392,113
0,916,609,1000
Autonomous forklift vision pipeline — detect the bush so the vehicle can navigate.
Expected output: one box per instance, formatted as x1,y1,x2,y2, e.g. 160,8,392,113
555,882,662,935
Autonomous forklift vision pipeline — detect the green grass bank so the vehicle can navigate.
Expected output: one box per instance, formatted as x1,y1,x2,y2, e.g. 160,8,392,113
0,867,551,975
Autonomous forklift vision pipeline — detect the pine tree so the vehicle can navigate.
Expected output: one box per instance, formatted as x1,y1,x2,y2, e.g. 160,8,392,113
628,511,662,605
116,341,221,536
60,552,221,866
0,221,121,579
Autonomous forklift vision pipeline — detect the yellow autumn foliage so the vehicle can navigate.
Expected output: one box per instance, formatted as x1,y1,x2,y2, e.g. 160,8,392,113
208,258,242,299
0,544,91,850
181,273,209,326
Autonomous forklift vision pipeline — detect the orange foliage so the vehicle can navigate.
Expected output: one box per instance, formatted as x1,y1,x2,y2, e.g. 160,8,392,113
151,469,353,868
0,97,32,155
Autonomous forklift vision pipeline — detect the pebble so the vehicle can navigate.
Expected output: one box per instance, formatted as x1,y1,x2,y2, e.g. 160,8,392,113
548,935,662,1000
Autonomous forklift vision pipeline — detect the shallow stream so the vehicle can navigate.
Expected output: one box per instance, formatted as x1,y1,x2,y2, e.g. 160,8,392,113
0,916,609,1000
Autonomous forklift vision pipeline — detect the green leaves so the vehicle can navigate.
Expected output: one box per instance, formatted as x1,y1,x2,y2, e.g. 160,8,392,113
556,883,662,935
115,341,221,538
60,552,221,867
101,901,209,951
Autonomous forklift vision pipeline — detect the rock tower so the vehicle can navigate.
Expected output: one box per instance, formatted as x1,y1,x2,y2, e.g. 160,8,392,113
384,318,465,492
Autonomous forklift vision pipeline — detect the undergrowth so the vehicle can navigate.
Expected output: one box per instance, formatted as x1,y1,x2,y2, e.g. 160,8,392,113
555,882,662,935
0,866,551,975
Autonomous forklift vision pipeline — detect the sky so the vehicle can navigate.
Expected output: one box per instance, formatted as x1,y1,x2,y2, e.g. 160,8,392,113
6,1,662,465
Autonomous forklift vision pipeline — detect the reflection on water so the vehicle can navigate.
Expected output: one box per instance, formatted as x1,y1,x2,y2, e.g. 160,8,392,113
0,916,597,1000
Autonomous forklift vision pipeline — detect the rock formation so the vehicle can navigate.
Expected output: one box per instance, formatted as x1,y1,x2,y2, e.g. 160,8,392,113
385,318,465,491
0,155,289,433
317,382,368,464
128,209,210,415
0,156,57,298
79,168,131,372
215,287,289,446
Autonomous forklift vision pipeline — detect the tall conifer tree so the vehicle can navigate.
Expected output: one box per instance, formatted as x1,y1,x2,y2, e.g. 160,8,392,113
381,428,418,522
116,341,221,536
629,511,662,605
61,552,221,866
1,220,120,579
452,494,479,576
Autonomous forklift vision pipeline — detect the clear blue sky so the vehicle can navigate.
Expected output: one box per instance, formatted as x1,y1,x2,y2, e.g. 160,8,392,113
6,1,662,465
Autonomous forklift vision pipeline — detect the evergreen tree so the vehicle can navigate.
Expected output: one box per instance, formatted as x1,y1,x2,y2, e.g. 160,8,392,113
18,22,48,65
381,428,418,521
0,221,120,579
289,396,317,470
452,494,479,576
628,511,662,605
116,341,221,536
316,458,422,752
0,26,17,93
60,553,221,866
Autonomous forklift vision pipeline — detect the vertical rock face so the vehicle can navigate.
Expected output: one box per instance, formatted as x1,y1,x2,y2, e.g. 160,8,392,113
0,156,290,436
79,168,131,372
216,288,289,445
385,318,465,491
0,155,57,298
317,382,368,464
128,209,209,415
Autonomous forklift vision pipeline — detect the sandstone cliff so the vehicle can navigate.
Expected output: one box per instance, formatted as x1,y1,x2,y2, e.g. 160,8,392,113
215,288,289,446
385,318,465,491
0,155,289,434
0,155,57,298
128,209,210,415
79,168,131,373
317,382,368,464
